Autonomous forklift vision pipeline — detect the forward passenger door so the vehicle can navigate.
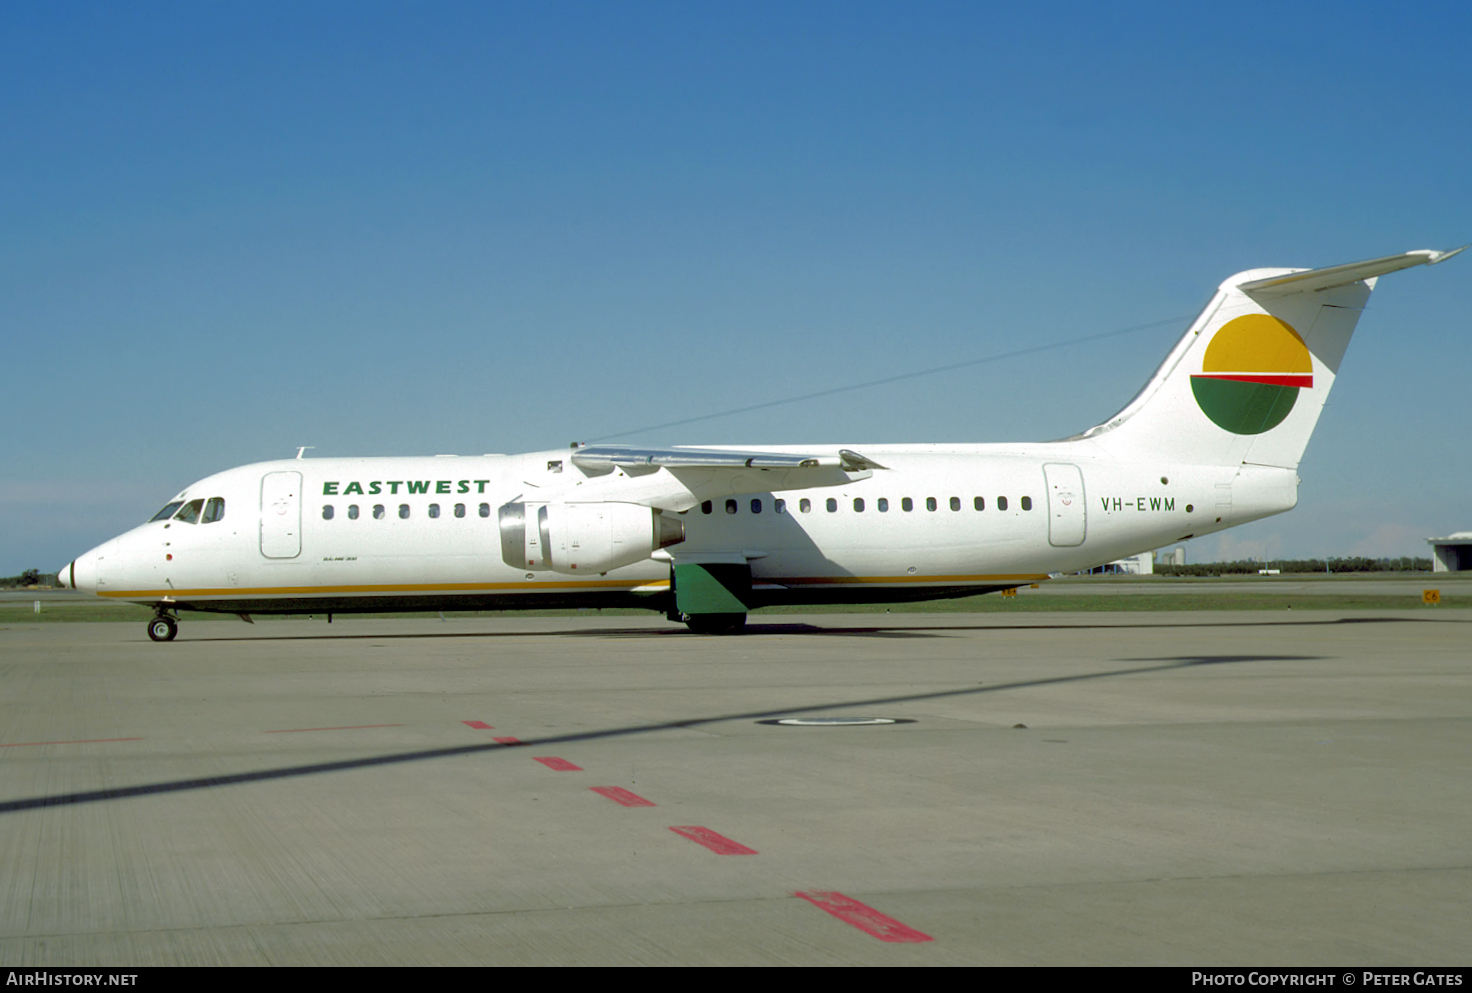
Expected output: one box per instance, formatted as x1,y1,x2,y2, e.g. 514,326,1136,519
260,471,302,558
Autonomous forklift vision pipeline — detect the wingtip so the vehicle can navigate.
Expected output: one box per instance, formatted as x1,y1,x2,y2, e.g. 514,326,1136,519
838,449,889,471
1426,245,1467,265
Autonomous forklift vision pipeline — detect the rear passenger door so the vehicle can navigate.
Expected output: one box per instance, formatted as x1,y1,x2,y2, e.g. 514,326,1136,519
1043,463,1086,547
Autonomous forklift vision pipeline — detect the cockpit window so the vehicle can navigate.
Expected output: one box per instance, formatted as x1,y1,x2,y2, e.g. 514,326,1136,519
202,497,226,523
150,502,184,523
173,499,205,524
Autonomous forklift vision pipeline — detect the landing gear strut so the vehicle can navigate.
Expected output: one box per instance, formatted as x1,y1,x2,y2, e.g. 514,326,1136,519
147,612,178,642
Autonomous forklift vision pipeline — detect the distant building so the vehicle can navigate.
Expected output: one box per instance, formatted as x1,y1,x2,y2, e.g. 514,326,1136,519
1428,532,1472,572
1082,552,1153,575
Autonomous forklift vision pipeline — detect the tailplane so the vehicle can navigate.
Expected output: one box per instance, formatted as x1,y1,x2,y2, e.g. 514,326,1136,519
1079,248,1463,469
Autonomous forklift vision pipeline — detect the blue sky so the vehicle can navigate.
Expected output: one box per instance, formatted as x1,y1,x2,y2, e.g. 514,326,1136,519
4,1,1470,574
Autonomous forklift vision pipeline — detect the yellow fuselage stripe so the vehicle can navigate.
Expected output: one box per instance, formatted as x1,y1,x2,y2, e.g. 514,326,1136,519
97,574,1047,599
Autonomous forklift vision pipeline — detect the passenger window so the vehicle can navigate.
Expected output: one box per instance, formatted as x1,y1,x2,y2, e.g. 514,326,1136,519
950,497,960,511
150,501,184,522
926,497,937,512
428,504,440,519
878,498,889,512
174,499,204,524
348,504,360,520
1021,496,1033,511
751,499,762,514
974,497,984,511
902,497,913,512
202,497,226,523
373,504,385,519
997,496,1008,511
322,505,335,520
454,503,466,518
726,499,738,514
399,504,410,519
479,503,490,518
853,498,864,512
775,499,786,514
800,498,811,513
702,500,713,514
826,498,837,512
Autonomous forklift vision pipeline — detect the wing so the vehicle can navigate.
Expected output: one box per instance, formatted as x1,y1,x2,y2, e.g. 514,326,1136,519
571,445,887,473
559,445,888,512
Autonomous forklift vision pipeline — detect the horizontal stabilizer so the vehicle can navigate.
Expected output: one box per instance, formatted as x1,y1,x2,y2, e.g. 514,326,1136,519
1238,247,1465,297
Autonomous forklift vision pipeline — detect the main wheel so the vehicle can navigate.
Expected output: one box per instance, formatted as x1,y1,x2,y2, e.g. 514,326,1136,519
147,615,178,642
684,612,747,634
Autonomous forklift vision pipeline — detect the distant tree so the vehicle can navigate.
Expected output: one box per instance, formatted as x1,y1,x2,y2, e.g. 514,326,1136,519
19,568,41,586
1153,556,1430,577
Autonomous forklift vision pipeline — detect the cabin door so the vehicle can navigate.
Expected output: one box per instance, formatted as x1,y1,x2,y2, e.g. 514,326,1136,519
1043,463,1086,547
260,471,302,559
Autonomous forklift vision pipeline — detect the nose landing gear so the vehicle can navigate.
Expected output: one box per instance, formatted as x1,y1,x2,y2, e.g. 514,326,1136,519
147,611,179,642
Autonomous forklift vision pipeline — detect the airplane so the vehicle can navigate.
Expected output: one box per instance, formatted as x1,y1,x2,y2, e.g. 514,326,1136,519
57,247,1463,641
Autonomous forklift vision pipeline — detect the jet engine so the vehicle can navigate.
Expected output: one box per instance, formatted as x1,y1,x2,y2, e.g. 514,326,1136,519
498,501,685,574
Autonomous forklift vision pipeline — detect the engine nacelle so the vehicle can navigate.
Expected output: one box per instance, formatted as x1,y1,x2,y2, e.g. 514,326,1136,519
498,501,685,575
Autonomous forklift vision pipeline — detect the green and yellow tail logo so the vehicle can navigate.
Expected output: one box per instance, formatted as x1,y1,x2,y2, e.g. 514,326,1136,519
1190,314,1313,435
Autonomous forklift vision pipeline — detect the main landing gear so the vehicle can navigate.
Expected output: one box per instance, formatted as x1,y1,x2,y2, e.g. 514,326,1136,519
147,611,179,642
682,612,747,635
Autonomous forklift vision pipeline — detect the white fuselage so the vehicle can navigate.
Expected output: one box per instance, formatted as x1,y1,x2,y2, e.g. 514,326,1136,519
66,442,1297,615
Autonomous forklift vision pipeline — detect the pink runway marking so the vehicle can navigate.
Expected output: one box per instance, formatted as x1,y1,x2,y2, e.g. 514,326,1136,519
461,720,494,729
669,826,757,855
590,786,656,807
534,756,582,771
264,725,403,733
0,738,144,747
493,736,522,745
794,891,933,943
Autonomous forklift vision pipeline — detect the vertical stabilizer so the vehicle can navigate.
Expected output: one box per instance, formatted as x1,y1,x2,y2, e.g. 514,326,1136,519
1078,249,1461,470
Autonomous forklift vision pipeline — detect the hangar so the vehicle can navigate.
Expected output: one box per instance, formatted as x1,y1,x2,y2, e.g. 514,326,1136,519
1428,532,1472,572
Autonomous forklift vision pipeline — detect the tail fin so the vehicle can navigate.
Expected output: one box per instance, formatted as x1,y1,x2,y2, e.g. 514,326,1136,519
1079,248,1463,469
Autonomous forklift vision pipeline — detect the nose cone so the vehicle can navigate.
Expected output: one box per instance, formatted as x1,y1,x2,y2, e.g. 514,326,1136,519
68,543,110,595
56,561,73,590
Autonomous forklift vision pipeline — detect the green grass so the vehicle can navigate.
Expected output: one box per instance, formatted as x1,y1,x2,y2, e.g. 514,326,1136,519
761,593,1468,613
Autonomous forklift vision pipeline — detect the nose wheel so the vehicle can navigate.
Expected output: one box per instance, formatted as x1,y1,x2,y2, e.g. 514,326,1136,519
147,614,178,642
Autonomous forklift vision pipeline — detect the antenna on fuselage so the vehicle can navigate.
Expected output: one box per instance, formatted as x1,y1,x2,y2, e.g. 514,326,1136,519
295,446,315,460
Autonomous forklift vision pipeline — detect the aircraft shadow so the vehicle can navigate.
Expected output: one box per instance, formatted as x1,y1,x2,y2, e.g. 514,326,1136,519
184,613,1466,644
0,652,1325,815
188,624,946,642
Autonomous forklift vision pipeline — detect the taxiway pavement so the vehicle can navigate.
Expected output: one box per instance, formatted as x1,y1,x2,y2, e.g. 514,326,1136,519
1,610,1469,965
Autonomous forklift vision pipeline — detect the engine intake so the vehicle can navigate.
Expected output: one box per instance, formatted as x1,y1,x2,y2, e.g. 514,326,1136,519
498,501,684,574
